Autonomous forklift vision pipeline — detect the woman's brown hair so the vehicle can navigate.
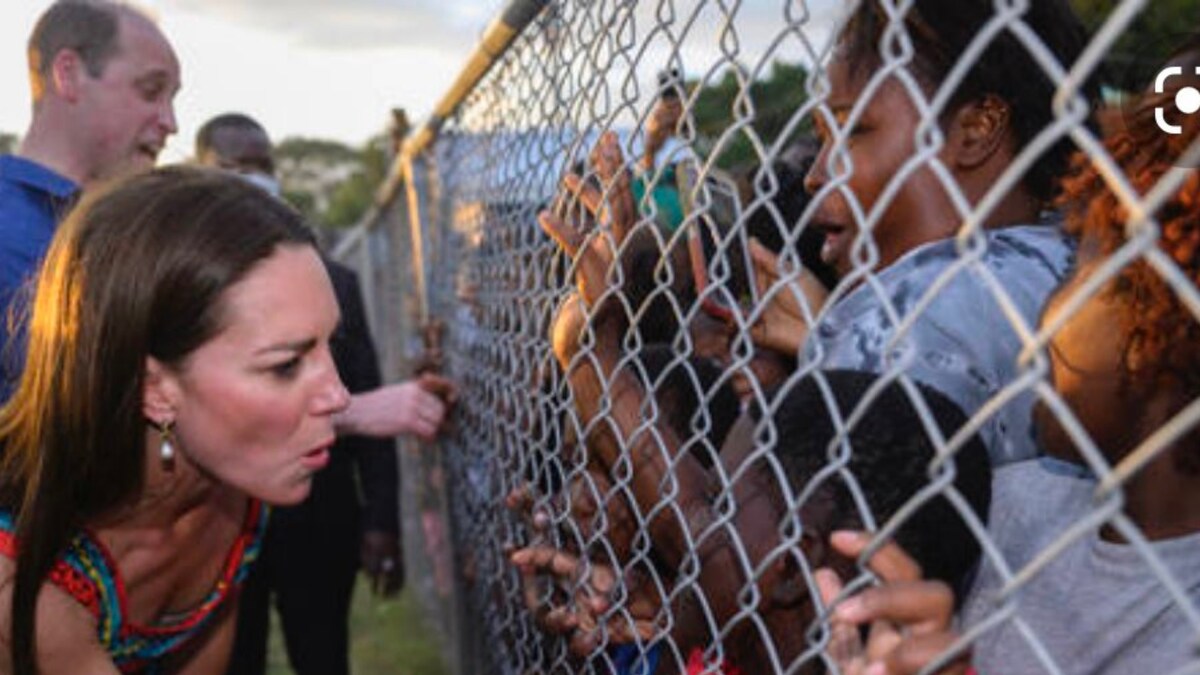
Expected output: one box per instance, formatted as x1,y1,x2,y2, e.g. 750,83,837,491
1060,96,1200,381
1057,75,1200,469
0,166,314,674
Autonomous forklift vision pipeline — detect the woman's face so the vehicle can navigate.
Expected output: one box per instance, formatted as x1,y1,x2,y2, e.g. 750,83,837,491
159,245,349,505
1035,235,1141,465
805,53,960,278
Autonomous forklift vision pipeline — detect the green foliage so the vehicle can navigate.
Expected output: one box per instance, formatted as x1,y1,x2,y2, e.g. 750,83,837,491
688,60,811,171
325,135,389,228
275,137,359,164
281,189,318,223
347,582,448,675
323,176,374,228
274,134,391,229
1071,0,1198,91
266,580,448,674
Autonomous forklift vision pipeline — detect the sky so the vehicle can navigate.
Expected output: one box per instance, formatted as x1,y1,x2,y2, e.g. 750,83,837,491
0,0,840,165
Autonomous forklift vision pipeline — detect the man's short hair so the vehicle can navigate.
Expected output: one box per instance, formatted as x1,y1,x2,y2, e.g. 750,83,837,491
27,1,141,100
634,346,741,467
194,113,268,159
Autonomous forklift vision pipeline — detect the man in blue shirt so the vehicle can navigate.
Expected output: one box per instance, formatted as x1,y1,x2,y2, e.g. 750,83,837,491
0,0,180,393
0,159,76,321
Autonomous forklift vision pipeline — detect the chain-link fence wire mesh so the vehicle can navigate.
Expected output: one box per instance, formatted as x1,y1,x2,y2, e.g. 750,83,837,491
334,0,1200,672
330,161,470,673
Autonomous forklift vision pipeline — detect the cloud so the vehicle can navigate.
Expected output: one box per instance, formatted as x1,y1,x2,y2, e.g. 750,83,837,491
157,0,843,57
160,0,496,51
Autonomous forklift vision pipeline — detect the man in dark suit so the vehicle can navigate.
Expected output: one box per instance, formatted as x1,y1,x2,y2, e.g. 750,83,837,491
195,113,453,675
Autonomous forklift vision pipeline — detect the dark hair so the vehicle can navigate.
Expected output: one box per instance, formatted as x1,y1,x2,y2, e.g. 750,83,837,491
755,370,991,587
741,148,838,290
622,228,696,345
635,346,740,467
194,112,268,159
840,0,1100,204
0,166,315,674
27,0,140,101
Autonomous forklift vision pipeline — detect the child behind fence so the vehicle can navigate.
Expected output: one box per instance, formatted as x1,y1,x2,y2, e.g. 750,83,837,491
527,0,1101,670
816,53,1200,675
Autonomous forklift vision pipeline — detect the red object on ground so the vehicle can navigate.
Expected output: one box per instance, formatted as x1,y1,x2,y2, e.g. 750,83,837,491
685,647,743,675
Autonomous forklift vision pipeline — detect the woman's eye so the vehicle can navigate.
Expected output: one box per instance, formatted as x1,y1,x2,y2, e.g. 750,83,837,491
270,357,302,379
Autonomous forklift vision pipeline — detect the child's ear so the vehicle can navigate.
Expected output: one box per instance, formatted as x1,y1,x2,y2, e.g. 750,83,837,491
945,94,1012,171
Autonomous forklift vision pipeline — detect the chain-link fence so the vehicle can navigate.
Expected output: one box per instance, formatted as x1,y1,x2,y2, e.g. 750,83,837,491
333,1,1200,673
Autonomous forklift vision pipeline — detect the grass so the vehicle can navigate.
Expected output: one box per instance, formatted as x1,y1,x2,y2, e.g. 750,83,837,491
265,578,451,675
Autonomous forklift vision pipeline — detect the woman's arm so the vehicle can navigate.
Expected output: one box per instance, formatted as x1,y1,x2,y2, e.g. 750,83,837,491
0,563,119,675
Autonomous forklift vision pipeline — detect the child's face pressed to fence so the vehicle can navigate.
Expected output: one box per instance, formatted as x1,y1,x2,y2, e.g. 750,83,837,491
805,53,961,278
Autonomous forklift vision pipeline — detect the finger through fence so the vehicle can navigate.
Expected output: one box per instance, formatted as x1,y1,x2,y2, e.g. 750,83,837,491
333,1,1200,673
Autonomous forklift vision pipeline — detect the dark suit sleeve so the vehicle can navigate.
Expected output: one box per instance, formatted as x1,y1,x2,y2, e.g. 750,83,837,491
325,260,400,535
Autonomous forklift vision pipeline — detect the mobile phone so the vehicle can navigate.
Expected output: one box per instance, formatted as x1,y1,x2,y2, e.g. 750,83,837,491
678,162,759,321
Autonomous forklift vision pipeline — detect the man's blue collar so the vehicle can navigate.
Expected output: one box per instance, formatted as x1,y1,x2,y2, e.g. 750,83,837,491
0,154,78,199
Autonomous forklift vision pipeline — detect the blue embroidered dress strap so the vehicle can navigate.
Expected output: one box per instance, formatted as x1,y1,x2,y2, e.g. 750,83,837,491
0,500,269,673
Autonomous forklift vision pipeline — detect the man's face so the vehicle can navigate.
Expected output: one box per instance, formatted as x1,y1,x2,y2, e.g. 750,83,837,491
76,13,180,182
200,126,275,177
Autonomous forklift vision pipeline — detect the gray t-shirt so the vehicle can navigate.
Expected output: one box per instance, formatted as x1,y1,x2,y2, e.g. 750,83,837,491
806,224,1074,465
963,459,1200,674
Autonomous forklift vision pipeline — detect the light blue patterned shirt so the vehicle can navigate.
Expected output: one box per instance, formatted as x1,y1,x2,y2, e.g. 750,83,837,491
806,223,1075,465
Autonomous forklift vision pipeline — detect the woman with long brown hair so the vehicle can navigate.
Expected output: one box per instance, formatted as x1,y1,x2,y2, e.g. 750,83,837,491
0,166,349,673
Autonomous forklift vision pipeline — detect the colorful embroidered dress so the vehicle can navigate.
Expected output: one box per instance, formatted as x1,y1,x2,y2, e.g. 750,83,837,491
0,501,268,673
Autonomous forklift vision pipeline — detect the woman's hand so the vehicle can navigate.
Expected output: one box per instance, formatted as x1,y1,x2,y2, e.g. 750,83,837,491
815,531,971,675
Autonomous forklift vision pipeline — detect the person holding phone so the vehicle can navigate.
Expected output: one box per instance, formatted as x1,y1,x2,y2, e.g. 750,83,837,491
753,0,1098,467
629,68,690,233
814,71,1200,675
